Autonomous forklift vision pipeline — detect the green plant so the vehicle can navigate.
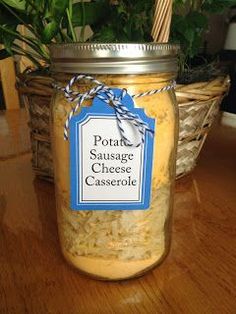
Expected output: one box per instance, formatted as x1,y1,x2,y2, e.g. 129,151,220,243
0,0,236,70
0,0,111,67
92,0,154,42
171,0,236,68
0,0,155,67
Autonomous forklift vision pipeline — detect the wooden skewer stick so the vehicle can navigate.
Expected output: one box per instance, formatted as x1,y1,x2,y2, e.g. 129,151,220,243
152,0,169,41
152,0,173,43
161,1,172,42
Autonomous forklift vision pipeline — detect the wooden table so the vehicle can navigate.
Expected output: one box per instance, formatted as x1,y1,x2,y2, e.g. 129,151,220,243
0,109,236,314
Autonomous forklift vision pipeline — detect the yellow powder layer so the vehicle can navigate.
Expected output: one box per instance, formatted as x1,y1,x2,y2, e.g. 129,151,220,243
63,249,160,280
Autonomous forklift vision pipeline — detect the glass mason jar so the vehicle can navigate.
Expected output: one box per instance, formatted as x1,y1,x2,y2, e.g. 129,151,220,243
50,43,179,280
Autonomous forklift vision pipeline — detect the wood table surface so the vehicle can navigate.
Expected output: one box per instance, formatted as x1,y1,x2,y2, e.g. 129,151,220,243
0,109,236,314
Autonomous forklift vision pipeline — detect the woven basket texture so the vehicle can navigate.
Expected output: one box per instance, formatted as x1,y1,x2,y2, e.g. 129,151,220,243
18,74,54,181
17,74,229,181
175,77,229,178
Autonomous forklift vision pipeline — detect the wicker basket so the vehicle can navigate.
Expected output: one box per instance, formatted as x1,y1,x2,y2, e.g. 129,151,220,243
17,73,229,181
175,77,229,178
17,73,54,181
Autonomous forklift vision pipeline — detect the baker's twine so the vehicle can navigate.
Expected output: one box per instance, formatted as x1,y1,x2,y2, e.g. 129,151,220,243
53,74,176,147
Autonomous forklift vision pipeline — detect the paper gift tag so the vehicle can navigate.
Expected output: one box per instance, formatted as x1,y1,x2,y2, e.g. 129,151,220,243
69,88,155,210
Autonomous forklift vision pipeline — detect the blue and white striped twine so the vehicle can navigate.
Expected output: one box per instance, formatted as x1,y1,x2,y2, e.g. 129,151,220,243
53,74,176,147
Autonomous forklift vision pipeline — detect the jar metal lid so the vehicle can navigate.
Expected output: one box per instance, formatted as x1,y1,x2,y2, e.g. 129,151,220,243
49,43,179,74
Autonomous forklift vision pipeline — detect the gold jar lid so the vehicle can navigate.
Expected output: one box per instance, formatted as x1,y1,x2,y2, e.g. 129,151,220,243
49,43,179,74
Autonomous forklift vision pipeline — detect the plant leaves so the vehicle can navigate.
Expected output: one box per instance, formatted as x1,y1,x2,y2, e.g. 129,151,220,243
0,3,29,25
24,0,70,44
41,19,59,44
92,0,154,42
1,0,25,11
48,0,69,20
202,0,236,13
93,25,117,42
0,5,19,25
69,1,110,27
187,12,208,29
0,25,17,56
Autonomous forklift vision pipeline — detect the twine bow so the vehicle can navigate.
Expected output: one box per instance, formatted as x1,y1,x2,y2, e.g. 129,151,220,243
54,74,176,147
